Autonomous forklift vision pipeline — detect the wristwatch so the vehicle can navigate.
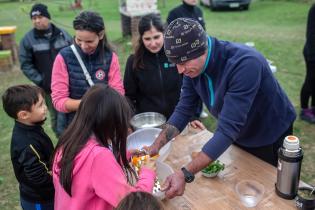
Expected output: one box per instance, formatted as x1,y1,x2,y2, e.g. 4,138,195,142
181,167,195,183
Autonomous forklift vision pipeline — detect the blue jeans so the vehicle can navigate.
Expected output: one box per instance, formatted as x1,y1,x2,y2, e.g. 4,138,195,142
20,197,54,210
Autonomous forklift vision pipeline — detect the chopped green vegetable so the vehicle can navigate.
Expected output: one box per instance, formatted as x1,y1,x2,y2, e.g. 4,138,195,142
201,160,225,174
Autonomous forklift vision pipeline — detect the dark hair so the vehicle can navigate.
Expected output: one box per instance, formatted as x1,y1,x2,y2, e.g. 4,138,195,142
133,13,164,70
2,85,44,119
115,191,164,210
73,10,112,52
54,84,136,196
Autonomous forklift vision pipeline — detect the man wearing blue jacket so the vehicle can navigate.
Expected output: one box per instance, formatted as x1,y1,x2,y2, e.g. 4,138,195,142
147,18,296,199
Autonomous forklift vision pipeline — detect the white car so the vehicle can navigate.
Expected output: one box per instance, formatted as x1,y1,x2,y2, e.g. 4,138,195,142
200,0,251,10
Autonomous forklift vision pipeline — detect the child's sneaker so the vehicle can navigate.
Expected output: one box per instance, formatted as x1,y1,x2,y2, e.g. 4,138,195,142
300,108,315,123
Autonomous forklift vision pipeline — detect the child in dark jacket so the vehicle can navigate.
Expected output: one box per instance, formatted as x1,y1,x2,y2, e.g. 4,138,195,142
2,85,54,210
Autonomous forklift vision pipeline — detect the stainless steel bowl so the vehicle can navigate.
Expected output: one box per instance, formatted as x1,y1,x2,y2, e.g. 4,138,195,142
127,128,162,151
130,112,166,130
127,128,172,162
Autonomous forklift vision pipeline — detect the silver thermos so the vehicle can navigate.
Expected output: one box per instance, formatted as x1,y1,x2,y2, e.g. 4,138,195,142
275,135,303,199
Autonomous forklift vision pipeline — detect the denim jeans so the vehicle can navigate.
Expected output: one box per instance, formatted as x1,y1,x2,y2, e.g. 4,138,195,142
20,197,54,210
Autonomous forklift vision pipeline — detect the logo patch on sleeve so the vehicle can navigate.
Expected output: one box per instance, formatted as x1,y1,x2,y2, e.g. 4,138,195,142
95,69,106,80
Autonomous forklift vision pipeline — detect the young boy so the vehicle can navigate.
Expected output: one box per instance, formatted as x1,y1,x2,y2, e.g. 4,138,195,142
2,85,54,210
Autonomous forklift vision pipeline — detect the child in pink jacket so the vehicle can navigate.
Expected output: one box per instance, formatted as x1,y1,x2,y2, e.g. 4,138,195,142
52,84,156,210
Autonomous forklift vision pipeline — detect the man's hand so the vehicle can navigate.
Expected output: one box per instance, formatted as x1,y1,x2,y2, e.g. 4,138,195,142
128,149,146,157
161,152,211,199
190,120,206,130
162,170,186,199
142,124,180,156
142,144,159,156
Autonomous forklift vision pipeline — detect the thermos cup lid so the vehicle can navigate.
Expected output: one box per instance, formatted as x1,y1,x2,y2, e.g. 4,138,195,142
283,136,300,151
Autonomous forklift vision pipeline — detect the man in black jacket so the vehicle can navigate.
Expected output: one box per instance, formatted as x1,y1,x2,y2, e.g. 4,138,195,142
19,3,72,136
167,0,206,30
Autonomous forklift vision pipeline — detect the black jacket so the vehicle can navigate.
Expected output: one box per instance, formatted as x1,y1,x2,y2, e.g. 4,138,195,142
19,23,72,93
304,4,315,61
167,1,206,30
124,49,182,119
10,121,54,203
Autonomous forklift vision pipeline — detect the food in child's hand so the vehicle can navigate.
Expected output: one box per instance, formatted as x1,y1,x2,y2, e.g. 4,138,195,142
150,154,159,160
131,154,159,172
130,154,162,197
131,155,150,170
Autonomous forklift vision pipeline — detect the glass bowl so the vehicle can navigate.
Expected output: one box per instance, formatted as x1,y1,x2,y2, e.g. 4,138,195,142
235,179,265,208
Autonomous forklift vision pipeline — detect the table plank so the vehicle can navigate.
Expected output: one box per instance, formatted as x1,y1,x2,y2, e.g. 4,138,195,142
162,129,298,210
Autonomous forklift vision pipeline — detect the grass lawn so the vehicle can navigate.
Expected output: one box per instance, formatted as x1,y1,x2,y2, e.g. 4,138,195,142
0,0,314,209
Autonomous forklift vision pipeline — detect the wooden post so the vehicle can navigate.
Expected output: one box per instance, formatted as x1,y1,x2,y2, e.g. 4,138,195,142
0,26,18,64
0,50,13,72
131,15,142,50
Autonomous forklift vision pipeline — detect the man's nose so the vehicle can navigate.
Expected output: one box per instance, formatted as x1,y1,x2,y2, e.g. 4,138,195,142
176,64,185,74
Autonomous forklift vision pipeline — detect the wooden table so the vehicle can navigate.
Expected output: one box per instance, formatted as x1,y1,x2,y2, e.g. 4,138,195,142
162,129,301,210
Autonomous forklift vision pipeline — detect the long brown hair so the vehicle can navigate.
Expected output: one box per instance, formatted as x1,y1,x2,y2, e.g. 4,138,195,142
133,13,164,70
54,84,135,196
